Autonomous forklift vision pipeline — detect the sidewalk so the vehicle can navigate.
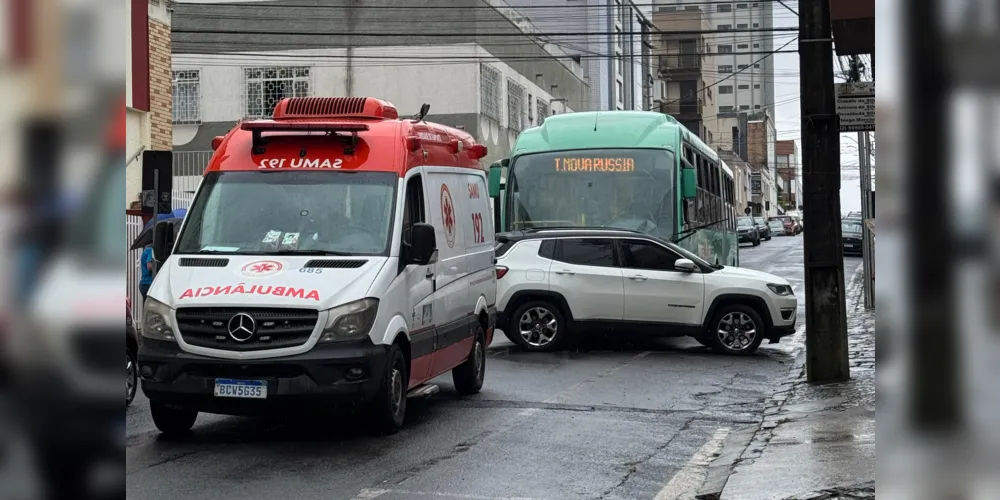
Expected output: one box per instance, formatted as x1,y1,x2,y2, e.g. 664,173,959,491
719,272,875,500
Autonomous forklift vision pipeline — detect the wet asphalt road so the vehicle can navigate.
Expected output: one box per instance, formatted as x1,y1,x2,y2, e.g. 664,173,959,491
127,235,863,500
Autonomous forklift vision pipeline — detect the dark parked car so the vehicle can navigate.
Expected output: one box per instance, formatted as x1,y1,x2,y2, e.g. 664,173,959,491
737,216,760,246
753,217,772,241
842,220,864,256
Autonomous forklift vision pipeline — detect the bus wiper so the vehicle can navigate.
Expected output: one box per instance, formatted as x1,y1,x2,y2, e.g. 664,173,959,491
672,218,730,244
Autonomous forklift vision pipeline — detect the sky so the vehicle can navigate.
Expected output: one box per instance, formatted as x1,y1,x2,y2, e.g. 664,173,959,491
770,1,881,215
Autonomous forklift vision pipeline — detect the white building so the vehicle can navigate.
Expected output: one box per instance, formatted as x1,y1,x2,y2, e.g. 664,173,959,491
170,0,587,168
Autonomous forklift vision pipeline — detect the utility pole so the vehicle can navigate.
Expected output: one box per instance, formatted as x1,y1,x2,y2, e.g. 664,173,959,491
906,0,960,430
799,0,849,383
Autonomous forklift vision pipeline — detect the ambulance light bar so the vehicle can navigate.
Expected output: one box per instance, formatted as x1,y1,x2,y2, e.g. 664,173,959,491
240,121,370,154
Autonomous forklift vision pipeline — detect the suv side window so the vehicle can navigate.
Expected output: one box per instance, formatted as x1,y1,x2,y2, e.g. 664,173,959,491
554,238,616,267
620,239,684,271
538,239,557,259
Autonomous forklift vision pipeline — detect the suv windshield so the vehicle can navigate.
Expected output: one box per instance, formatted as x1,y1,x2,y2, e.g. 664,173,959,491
737,217,754,228
506,149,676,239
175,171,397,256
753,217,766,225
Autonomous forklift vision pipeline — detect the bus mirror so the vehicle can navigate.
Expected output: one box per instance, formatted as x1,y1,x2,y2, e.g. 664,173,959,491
488,163,504,198
681,168,697,199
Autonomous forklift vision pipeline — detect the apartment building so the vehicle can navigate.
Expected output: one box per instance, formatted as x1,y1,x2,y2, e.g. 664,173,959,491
507,0,655,111
747,117,777,217
651,6,717,144
775,139,801,211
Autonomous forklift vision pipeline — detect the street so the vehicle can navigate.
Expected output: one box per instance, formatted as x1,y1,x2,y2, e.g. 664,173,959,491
126,235,862,500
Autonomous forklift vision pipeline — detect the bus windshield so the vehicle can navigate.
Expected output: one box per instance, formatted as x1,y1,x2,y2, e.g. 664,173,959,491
505,149,676,238
175,171,397,256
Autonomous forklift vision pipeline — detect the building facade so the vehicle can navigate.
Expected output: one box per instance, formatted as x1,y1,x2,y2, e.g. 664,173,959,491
654,0,775,115
720,150,752,215
127,0,172,208
507,0,654,111
747,117,777,218
775,139,801,212
651,6,717,144
170,0,587,169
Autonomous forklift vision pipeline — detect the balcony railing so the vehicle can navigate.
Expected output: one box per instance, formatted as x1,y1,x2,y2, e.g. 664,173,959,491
660,98,705,116
658,55,702,76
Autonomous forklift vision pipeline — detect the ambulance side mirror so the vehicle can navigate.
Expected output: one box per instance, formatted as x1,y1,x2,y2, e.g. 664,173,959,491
152,221,176,262
409,223,438,265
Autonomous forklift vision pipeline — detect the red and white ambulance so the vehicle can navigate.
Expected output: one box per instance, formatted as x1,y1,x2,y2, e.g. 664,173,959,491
139,97,496,434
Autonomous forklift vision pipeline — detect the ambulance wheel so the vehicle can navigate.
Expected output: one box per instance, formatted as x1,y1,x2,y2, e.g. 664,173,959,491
369,343,408,434
453,325,486,395
150,401,198,436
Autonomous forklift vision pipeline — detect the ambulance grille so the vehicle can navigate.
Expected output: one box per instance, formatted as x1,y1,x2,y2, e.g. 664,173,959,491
285,97,368,116
176,307,318,352
179,258,230,267
303,259,368,269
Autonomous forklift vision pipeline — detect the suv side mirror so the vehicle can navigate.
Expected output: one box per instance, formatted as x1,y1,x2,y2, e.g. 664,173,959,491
675,258,697,273
681,168,697,200
152,221,176,262
409,223,438,265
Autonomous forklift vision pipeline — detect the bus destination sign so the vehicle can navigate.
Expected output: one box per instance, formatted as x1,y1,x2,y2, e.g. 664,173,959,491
554,157,636,172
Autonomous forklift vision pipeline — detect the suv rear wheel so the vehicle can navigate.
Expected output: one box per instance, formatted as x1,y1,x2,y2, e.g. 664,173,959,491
708,304,766,355
509,301,567,352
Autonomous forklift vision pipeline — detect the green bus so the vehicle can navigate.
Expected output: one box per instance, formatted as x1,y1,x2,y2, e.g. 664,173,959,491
487,111,740,267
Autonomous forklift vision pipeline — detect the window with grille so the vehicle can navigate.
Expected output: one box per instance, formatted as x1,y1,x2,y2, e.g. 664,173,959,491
717,24,732,31
737,44,749,50
243,67,311,118
719,65,733,73
536,99,549,125
480,64,503,123
507,79,526,132
718,45,733,54
737,23,748,29
718,4,732,13
720,106,735,112
738,84,750,90
719,85,734,94
172,70,201,124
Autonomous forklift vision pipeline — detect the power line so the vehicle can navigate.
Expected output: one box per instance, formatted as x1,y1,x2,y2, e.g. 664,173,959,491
174,1,800,10
172,27,801,37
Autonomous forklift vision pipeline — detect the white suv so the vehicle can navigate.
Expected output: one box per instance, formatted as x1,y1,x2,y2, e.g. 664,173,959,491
494,229,797,355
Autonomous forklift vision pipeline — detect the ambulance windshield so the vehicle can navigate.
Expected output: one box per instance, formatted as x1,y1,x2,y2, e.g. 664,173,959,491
175,171,397,256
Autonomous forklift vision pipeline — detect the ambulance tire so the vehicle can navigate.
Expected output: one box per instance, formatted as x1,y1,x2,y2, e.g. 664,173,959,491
453,325,486,395
368,343,408,434
150,401,198,437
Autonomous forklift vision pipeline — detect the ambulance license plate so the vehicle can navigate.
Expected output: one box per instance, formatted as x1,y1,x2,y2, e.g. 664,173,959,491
214,379,267,399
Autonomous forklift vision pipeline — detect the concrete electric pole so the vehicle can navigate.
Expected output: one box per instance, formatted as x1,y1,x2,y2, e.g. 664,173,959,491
799,0,850,383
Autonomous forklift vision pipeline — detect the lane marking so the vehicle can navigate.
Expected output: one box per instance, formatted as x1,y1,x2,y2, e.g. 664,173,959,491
351,489,546,500
653,427,731,500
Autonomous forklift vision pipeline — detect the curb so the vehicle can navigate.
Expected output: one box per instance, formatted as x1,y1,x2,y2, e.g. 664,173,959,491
707,268,868,498
695,427,757,500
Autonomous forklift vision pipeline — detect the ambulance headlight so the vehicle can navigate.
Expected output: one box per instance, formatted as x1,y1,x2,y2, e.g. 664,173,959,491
142,297,177,342
319,298,379,343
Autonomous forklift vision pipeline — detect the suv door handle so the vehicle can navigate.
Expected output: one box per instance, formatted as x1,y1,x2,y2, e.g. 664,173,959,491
425,270,434,280
554,269,576,276
628,274,648,281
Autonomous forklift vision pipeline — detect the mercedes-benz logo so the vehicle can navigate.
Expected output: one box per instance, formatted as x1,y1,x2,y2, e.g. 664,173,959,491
227,313,257,342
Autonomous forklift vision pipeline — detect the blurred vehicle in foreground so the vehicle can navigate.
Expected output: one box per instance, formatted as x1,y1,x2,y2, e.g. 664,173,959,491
127,296,138,407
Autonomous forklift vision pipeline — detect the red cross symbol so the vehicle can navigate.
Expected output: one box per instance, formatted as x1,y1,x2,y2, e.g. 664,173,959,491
443,196,455,232
249,262,277,274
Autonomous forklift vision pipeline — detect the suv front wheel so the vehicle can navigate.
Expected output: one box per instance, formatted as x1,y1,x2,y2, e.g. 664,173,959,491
708,304,766,355
508,301,567,352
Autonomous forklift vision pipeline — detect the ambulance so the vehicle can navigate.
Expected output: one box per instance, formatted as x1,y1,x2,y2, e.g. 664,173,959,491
139,97,496,434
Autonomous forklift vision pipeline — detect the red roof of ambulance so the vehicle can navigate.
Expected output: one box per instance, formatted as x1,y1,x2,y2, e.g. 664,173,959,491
205,97,486,175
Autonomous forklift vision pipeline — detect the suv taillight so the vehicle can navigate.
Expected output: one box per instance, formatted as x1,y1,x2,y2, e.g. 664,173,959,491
495,266,509,279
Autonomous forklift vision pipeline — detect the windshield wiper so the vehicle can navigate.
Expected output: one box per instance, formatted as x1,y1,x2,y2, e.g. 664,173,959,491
671,218,730,244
